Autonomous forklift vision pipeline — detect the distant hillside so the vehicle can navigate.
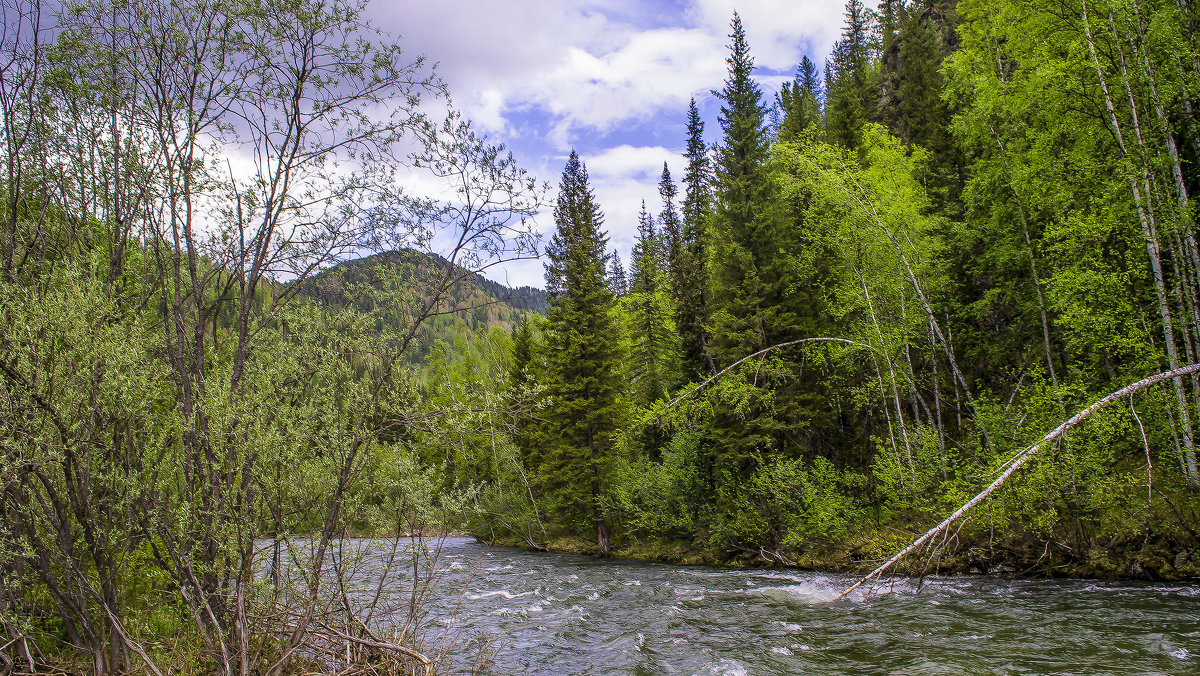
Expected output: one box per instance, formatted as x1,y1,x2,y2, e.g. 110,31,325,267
299,249,545,356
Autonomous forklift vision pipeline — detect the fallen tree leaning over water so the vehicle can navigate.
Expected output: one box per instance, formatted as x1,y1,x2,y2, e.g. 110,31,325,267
834,363,1200,601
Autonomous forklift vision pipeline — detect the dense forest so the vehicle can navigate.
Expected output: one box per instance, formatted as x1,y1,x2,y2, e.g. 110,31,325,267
484,0,1200,580
3,0,1200,673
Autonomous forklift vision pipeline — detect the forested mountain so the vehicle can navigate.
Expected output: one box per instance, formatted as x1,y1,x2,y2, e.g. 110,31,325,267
299,249,545,358
304,249,546,317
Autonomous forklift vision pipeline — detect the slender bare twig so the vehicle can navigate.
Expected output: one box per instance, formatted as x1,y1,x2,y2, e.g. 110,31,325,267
662,337,876,410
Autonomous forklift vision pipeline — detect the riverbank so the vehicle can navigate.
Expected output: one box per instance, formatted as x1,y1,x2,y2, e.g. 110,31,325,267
477,531,1200,582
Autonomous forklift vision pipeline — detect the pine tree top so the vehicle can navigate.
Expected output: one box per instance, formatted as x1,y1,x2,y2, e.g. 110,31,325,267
799,56,821,99
682,97,711,238
715,12,766,133
658,162,677,205
713,12,769,190
607,249,627,297
545,150,609,299
637,200,655,241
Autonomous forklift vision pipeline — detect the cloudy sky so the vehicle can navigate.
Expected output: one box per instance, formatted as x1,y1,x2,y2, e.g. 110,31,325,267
367,1,867,288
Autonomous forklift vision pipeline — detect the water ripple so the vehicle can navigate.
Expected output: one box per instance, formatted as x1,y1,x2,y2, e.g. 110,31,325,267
309,537,1200,675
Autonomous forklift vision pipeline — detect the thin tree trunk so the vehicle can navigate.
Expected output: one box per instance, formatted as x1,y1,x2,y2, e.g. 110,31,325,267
836,161,990,448
1082,0,1199,482
1130,396,1153,514
1127,3,1200,412
929,319,946,477
858,267,914,473
1173,0,1200,160
899,289,930,424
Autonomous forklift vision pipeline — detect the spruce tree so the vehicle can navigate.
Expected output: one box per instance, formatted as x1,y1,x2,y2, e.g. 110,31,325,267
879,0,902,49
799,56,821,101
677,98,715,377
659,163,682,286
825,0,877,150
626,200,678,405
777,56,823,143
507,317,540,469
706,13,835,534
878,0,964,214
777,81,804,143
628,201,659,298
541,150,624,551
706,11,780,522
682,98,712,236
607,250,628,297
709,10,774,366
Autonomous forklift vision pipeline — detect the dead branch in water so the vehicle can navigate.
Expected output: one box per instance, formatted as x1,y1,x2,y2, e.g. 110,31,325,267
834,363,1200,601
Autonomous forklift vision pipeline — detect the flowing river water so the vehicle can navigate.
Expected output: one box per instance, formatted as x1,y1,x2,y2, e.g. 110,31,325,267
313,536,1198,674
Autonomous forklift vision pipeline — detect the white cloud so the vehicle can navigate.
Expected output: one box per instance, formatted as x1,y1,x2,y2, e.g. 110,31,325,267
361,0,872,288
688,1,869,71
587,144,680,179
579,144,685,261
525,28,723,144
369,1,629,134
371,1,862,143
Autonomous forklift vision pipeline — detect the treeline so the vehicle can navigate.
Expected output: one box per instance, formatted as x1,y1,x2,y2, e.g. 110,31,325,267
466,0,1200,576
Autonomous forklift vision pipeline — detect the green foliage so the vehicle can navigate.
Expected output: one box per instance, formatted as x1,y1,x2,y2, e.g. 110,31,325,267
624,201,682,405
675,97,714,378
608,430,707,540
708,455,865,550
825,0,878,151
704,14,838,519
707,10,776,366
539,151,626,546
1,0,543,670
14,5,1200,671
461,2,1200,579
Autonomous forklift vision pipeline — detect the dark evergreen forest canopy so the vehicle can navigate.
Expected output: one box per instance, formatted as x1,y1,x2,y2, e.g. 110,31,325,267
5,0,1200,673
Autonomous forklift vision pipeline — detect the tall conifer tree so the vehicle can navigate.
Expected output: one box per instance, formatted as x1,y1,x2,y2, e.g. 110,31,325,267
629,201,660,297
607,250,628,297
709,11,774,365
878,0,964,213
659,164,683,286
777,56,823,143
707,13,834,526
506,317,541,470
627,200,678,404
799,56,821,101
707,12,781,516
677,98,715,377
541,150,624,551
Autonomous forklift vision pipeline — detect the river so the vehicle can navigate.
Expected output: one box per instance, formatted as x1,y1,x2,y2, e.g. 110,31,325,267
316,536,1198,674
